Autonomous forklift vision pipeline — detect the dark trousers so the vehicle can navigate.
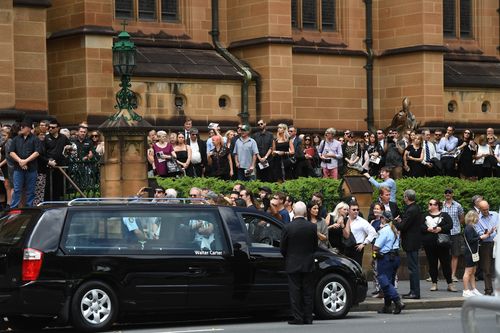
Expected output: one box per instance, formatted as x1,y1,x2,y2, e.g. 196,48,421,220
424,244,452,284
377,255,400,301
345,246,364,266
44,168,65,201
406,250,420,297
287,272,314,323
479,242,494,295
191,163,204,177
256,164,272,182
440,156,456,177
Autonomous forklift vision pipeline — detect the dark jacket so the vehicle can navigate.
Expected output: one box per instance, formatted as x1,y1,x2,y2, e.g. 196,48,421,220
421,212,453,246
280,217,318,273
367,200,401,222
394,202,422,251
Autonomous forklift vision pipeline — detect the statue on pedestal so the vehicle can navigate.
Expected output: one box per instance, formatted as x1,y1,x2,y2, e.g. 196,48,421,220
386,97,419,133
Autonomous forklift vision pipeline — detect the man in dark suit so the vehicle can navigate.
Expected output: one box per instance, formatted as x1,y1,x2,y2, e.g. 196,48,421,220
394,189,422,299
280,201,318,325
367,186,401,222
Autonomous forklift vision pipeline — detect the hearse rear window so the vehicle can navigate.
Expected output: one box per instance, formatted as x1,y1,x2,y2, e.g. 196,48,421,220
0,211,34,245
61,210,228,255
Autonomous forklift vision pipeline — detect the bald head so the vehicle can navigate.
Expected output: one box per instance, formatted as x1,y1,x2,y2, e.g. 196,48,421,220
478,200,490,216
293,201,307,218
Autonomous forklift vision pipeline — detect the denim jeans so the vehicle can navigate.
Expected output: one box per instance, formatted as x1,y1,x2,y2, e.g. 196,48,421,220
11,169,37,208
406,250,420,297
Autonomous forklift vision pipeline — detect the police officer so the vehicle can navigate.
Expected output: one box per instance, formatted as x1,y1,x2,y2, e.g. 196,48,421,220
373,211,405,314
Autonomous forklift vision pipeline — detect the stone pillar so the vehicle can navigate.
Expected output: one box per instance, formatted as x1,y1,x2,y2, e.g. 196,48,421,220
0,1,15,109
99,112,152,198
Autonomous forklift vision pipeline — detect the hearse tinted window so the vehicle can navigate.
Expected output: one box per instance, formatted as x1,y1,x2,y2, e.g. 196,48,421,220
242,214,282,248
62,209,228,255
0,211,34,245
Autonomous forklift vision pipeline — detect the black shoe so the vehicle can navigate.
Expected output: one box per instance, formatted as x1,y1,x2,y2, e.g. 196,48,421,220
377,306,392,314
393,300,405,314
402,293,420,299
304,320,313,325
402,291,412,297
288,320,304,325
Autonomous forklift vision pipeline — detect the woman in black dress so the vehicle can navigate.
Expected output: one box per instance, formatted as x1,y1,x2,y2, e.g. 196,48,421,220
271,123,294,181
462,210,486,297
207,135,233,180
457,129,476,180
173,132,192,177
403,134,425,177
365,132,384,177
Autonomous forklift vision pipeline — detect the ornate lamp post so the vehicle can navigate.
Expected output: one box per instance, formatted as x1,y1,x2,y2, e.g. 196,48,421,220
99,23,152,198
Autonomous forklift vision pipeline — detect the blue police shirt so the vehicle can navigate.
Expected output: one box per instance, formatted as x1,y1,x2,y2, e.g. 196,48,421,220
374,224,399,254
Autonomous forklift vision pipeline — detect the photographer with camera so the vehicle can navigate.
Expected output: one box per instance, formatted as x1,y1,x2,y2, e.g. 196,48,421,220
373,211,405,314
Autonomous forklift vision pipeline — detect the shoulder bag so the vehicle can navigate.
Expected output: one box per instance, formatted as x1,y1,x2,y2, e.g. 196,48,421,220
436,215,451,248
463,234,480,262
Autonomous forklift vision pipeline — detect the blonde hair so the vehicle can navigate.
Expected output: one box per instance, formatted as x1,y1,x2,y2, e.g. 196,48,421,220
464,210,479,226
277,123,289,140
332,202,349,221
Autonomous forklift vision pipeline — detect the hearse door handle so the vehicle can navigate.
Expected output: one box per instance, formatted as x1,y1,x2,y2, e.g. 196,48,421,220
188,266,203,274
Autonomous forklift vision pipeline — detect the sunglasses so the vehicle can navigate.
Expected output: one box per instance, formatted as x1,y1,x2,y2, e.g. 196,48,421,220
377,131,383,134
155,190,164,193
189,194,198,197
428,202,438,206
258,122,264,126
304,138,311,141
464,132,471,134
49,126,58,129
351,208,359,211
91,134,99,137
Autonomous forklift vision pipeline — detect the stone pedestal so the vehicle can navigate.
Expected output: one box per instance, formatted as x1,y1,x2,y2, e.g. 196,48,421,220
99,110,152,198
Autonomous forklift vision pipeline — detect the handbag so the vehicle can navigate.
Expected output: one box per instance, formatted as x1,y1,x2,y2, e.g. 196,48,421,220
166,158,181,174
342,232,357,248
437,233,451,247
464,234,480,262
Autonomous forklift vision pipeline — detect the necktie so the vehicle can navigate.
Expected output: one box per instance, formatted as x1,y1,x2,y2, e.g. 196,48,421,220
425,142,431,162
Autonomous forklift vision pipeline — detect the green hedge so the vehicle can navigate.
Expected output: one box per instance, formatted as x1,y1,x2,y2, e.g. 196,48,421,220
155,176,500,212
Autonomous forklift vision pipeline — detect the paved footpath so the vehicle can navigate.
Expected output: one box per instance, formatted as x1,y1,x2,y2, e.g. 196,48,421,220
354,279,487,311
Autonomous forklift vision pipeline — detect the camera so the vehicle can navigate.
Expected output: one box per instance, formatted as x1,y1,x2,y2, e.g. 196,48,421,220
323,158,332,163
156,152,163,158
208,122,219,130
244,169,253,177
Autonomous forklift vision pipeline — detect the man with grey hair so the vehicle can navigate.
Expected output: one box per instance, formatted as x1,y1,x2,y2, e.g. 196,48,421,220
394,189,422,299
165,188,177,198
318,127,343,179
280,201,317,325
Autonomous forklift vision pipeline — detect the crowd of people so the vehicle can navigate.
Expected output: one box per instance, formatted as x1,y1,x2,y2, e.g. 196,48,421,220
148,118,500,181
0,120,104,209
143,179,498,309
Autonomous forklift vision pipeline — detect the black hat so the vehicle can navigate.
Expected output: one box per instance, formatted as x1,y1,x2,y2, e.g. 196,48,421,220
381,211,393,220
258,186,272,194
444,188,453,194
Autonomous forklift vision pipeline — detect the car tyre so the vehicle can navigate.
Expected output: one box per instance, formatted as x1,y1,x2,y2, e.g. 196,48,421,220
71,280,118,332
314,273,352,319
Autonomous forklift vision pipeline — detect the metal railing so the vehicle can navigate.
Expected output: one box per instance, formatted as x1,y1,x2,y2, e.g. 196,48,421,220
67,197,208,206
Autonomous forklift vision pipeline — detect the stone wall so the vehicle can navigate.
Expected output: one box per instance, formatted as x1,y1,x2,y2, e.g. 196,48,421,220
0,1,15,109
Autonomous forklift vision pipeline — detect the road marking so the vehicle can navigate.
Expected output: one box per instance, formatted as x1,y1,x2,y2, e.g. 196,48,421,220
157,329,224,333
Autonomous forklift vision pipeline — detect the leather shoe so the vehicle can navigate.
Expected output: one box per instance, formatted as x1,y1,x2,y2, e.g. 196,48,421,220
288,320,304,325
402,293,420,299
402,291,412,297
393,300,405,314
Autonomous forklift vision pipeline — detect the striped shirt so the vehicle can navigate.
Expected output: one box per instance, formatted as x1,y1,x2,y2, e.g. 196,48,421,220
442,200,464,236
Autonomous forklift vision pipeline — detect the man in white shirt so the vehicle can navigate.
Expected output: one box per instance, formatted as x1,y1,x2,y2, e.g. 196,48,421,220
345,202,377,266
188,128,207,177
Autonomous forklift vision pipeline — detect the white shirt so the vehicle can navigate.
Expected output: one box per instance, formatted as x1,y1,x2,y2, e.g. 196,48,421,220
350,216,377,244
190,139,202,164
421,140,439,163
474,144,490,165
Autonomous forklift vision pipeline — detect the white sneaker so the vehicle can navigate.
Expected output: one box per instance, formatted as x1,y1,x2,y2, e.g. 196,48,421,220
463,290,474,298
471,289,483,296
